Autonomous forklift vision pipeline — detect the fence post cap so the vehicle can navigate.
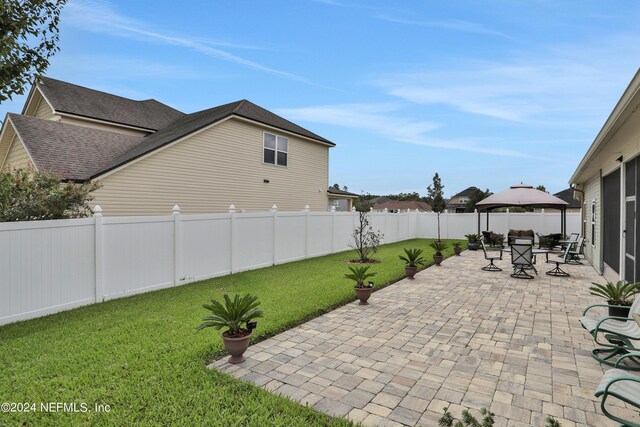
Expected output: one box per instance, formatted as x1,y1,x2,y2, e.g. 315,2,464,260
351,206,356,212
228,204,236,213
330,205,336,212
304,205,310,211
271,204,278,212
369,207,373,212
172,205,181,214
93,205,102,215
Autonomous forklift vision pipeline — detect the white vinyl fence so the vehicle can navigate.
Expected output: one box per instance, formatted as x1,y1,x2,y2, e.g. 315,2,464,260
0,205,581,325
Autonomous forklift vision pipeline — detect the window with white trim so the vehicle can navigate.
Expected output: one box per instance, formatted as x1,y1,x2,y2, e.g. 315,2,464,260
263,132,288,166
591,200,596,245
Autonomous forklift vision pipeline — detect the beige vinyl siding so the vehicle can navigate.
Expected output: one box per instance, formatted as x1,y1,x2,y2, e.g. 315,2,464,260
92,118,329,215
34,97,55,120
583,172,601,273
0,123,17,169
59,115,150,136
1,135,33,172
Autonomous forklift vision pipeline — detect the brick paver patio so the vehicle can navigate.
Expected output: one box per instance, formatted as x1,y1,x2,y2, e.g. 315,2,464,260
210,250,639,426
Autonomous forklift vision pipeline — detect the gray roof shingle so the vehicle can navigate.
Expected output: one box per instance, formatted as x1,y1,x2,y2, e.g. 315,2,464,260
36,77,184,130
9,114,143,181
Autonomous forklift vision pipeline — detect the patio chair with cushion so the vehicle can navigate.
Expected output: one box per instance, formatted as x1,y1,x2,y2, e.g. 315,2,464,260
567,237,586,264
594,354,640,426
507,229,535,246
580,297,640,370
480,239,502,272
510,243,537,279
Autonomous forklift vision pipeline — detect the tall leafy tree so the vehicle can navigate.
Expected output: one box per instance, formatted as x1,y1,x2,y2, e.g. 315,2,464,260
535,184,548,193
425,173,446,241
0,0,67,102
465,188,492,212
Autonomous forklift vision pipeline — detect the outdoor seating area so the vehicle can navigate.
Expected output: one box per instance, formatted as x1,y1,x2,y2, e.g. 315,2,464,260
212,249,639,426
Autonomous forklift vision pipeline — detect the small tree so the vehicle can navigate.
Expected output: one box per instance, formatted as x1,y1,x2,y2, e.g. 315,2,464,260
426,172,446,241
1,0,68,102
349,196,383,263
0,169,100,222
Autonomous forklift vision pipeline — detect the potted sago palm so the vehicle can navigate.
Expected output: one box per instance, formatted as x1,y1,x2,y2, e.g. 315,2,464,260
345,265,377,304
399,248,425,279
453,241,462,256
589,281,640,318
196,293,264,364
465,234,480,251
428,240,449,266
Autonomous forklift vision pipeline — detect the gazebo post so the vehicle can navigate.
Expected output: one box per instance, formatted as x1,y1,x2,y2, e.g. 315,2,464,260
477,210,481,235
486,210,489,231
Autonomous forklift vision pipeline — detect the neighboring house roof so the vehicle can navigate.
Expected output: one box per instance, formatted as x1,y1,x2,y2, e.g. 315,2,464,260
369,196,394,204
448,186,479,201
327,187,359,198
373,201,432,211
553,188,581,209
36,77,184,130
8,113,144,180
6,78,336,181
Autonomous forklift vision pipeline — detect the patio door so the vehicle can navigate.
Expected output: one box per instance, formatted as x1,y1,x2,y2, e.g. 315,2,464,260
603,169,620,275
624,156,640,283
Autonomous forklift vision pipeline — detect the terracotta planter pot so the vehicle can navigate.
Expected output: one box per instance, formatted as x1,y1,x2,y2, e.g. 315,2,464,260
608,303,631,319
222,332,252,364
454,246,462,256
405,265,418,278
433,254,443,266
355,286,372,304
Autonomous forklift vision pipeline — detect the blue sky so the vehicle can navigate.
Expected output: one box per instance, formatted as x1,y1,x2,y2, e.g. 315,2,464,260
2,0,639,198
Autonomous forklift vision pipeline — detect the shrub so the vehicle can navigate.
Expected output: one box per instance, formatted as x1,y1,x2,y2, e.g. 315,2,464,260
589,281,640,306
0,168,100,222
344,265,376,288
399,248,425,267
349,201,383,262
196,294,264,338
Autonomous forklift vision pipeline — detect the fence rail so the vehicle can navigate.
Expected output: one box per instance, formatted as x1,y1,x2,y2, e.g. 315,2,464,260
0,206,581,325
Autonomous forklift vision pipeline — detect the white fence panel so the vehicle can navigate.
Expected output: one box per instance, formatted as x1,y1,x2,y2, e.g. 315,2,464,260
307,213,333,256
385,214,399,243
446,213,477,239
0,219,95,325
275,212,307,264
102,217,174,299
334,213,355,252
181,214,232,282
233,213,274,272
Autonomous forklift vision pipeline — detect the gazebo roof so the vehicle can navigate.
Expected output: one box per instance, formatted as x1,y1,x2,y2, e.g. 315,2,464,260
475,184,569,211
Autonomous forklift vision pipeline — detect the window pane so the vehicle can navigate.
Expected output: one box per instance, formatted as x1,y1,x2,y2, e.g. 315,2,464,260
277,136,288,152
264,133,276,149
264,148,275,164
277,151,287,166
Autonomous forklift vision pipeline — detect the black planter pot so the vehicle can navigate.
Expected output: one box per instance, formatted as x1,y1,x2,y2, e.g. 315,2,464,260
467,242,479,251
608,302,631,319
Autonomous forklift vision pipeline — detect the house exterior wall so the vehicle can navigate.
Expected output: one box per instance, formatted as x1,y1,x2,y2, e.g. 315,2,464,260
92,118,330,215
2,138,32,171
33,97,56,120
0,124,17,169
583,172,601,273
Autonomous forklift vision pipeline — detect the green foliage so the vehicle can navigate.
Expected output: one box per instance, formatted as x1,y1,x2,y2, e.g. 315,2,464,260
349,204,383,262
0,238,458,426
0,168,100,221
196,294,264,337
465,188,492,212
0,0,67,102
536,184,548,193
439,406,495,427
453,241,461,248
399,248,425,267
545,416,562,427
465,233,481,243
344,265,377,287
429,240,450,256
589,280,640,305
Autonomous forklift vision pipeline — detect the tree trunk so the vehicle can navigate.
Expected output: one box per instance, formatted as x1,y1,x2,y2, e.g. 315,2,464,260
437,212,441,241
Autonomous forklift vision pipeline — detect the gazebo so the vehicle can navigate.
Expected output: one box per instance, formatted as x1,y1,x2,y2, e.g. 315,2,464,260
475,184,569,236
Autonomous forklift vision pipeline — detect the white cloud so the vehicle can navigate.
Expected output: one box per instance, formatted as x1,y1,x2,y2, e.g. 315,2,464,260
64,0,310,83
277,103,540,158
376,15,510,38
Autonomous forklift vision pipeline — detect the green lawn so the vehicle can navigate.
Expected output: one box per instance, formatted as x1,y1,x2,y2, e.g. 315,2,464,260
0,238,461,426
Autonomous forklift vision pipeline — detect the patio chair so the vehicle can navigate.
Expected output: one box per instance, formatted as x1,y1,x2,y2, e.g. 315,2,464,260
545,240,575,277
510,243,536,279
480,239,502,272
580,297,640,370
567,237,586,264
594,355,640,426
